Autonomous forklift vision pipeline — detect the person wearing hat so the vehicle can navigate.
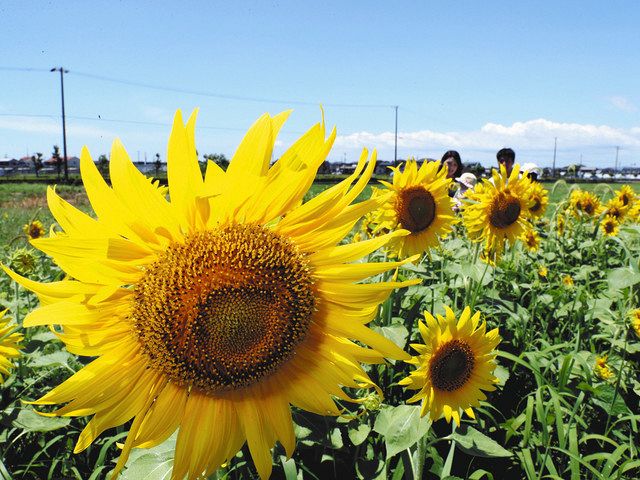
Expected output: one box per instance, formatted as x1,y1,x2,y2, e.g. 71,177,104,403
453,172,477,211
521,162,542,181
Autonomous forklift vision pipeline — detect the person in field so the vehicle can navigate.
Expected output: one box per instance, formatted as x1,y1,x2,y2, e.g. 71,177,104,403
496,147,516,177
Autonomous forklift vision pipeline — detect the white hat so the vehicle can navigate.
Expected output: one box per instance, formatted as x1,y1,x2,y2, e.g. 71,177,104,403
521,162,542,176
456,172,477,189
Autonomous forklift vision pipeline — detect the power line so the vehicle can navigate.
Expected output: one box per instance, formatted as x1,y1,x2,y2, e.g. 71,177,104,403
0,112,303,133
0,66,50,73
69,70,394,109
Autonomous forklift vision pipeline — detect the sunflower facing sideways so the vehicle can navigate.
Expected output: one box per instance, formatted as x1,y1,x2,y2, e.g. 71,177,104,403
399,306,501,426
0,309,22,384
462,163,533,259
523,179,548,219
372,159,455,258
3,110,420,480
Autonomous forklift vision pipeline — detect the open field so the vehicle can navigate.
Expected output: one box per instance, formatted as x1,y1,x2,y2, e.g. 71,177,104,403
1,176,640,479
2,180,639,247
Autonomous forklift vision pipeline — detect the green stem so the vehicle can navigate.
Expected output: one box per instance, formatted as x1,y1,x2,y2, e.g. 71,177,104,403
440,423,457,479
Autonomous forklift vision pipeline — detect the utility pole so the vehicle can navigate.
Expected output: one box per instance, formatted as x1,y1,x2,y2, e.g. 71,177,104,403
552,137,557,178
393,106,399,167
614,146,620,174
51,67,69,183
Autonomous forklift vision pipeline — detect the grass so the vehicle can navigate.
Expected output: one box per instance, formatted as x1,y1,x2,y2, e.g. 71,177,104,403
2,180,640,248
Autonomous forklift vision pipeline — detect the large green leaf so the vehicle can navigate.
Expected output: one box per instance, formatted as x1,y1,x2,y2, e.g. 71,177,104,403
119,434,176,480
448,425,512,458
607,267,640,290
373,405,431,459
9,407,71,432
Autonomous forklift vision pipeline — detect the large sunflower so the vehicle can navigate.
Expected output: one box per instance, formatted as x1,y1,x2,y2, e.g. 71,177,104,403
399,306,500,426
462,164,533,257
0,309,22,384
4,110,418,479
373,159,455,258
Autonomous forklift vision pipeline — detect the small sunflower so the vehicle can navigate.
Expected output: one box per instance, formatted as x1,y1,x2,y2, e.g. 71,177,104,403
462,164,533,258
7,248,38,276
3,110,418,480
603,197,628,223
569,190,601,218
600,215,620,237
373,159,455,258
562,274,574,288
615,185,636,208
520,229,540,252
399,306,501,426
537,265,548,278
594,355,614,381
0,309,22,384
23,220,45,240
523,180,548,218
629,309,640,338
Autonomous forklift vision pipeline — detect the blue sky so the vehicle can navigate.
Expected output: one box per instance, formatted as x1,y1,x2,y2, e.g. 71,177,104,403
1,1,639,167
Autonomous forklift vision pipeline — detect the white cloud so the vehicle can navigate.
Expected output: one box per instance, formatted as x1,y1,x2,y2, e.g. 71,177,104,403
334,118,640,166
609,96,637,112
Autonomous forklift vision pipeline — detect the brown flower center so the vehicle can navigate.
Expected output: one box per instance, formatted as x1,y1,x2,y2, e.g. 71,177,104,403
530,198,541,213
131,224,316,393
429,339,475,392
396,186,436,233
489,193,521,229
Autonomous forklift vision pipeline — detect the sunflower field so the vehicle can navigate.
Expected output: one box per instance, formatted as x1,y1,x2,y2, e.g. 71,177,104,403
1,112,639,480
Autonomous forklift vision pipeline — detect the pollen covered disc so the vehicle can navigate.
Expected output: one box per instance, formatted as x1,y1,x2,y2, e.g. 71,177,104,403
429,339,475,392
132,224,316,393
396,186,437,233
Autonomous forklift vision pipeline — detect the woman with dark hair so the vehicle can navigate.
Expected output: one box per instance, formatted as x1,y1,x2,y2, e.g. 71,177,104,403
440,150,463,197
440,150,463,179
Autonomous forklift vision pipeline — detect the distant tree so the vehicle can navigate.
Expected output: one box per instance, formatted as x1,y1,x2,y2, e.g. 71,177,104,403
465,162,486,178
542,167,552,178
97,154,109,176
31,153,43,177
154,153,162,177
317,161,332,174
203,153,229,171
52,145,62,180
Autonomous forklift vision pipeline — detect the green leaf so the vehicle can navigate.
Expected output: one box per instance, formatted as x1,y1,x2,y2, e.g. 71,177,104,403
10,407,71,432
119,434,176,480
373,405,432,459
592,384,630,416
348,422,371,446
28,350,74,369
607,267,640,290
372,324,409,349
448,425,512,458
330,428,344,449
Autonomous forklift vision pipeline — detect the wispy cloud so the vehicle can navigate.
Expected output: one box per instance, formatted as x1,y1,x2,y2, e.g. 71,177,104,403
334,118,640,165
609,96,637,112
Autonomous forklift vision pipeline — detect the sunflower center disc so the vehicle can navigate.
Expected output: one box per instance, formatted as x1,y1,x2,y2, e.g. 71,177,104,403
397,187,436,233
530,199,541,213
429,339,475,392
131,224,316,393
490,194,521,228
